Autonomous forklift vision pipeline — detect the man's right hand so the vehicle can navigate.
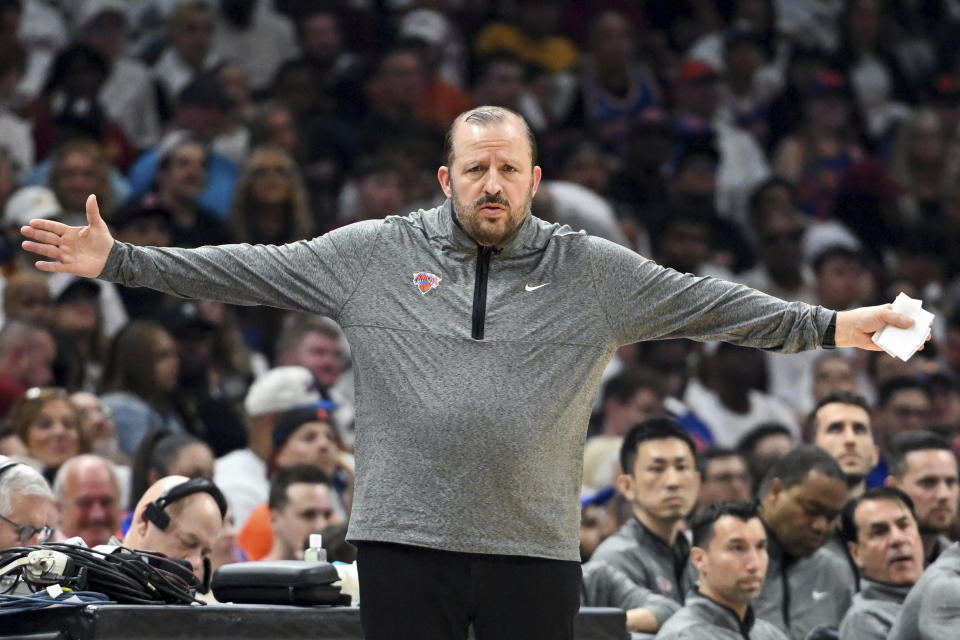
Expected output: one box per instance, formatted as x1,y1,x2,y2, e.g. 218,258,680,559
20,194,115,277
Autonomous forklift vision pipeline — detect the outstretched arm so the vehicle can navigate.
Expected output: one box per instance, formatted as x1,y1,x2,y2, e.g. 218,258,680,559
21,193,383,319
21,194,114,277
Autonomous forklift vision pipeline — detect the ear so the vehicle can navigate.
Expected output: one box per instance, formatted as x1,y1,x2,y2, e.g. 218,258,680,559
884,475,898,488
438,166,452,198
616,472,635,502
847,540,863,568
530,165,542,197
690,546,707,575
133,507,150,539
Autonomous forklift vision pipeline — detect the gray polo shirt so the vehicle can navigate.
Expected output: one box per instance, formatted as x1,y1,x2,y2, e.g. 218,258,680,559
889,542,960,640
654,590,789,640
838,578,911,640
100,201,833,562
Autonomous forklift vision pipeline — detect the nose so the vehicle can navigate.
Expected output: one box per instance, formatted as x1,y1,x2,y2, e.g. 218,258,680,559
810,514,830,535
482,168,502,195
663,465,680,488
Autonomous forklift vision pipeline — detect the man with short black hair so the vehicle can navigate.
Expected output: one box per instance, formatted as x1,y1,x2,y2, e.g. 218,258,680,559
262,464,334,561
754,445,855,639
884,430,959,565
838,487,924,640
873,377,933,459
655,501,787,639
589,418,700,603
807,390,877,499
695,448,751,513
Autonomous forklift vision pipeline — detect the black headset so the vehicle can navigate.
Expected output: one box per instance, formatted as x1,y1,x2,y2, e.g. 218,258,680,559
0,458,20,480
143,477,228,531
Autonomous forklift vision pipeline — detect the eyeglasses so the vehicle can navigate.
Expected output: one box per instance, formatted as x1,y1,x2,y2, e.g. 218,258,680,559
0,513,54,544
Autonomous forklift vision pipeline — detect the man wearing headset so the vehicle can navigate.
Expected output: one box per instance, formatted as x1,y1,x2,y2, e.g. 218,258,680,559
124,475,225,583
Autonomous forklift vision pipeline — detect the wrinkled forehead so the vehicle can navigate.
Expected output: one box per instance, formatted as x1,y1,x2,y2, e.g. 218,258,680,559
451,114,532,164
711,515,766,546
854,497,914,532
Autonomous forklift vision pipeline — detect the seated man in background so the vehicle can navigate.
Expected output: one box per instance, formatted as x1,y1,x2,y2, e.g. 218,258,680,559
888,539,960,640
694,448,751,515
753,445,855,639
261,464,334,561
589,418,700,603
655,501,788,639
838,487,924,640
54,454,122,547
124,475,225,583
884,431,959,565
0,456,54,550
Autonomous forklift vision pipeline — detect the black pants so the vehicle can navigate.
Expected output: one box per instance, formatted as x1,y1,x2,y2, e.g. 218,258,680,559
356,541,582,640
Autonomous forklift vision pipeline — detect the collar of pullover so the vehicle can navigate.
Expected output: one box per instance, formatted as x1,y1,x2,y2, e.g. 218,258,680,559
428,198,542,258
858,577,912,603
687,589,757,637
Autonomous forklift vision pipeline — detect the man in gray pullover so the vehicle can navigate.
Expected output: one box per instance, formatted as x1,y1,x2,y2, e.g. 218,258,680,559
888,540,960,639
754,446,856,639
655,501,787,640
589,419,700,603
21,106,919,640
837,487,925,640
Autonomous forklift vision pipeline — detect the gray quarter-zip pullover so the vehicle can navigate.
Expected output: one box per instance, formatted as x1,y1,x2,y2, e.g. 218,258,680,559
654,590,789,639
752,527,856,639
589,517,696,603
580,561,680,627
100,201,833,561
888,541,960,640
838,577,911,640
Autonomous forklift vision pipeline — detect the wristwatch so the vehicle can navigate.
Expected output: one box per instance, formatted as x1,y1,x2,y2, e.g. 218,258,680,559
821,311,837,349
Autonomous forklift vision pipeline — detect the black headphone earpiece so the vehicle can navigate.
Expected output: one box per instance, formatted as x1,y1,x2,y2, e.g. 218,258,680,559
143,477,228,531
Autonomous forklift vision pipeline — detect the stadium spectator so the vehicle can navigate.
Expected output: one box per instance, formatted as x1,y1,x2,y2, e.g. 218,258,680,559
0,456,55,550
152,0,220,99
54,454,121,546
99,321,185,456
261,464,334,561
695,448,751,514
8,387,85,483
807,390,878,499
0,321,56,416
885,431,959,565
872,377,933,462
737,423,796,493
128,429,214,513
214,366,323,528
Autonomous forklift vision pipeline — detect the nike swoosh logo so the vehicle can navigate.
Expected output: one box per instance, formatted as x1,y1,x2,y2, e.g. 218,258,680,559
525,283,550,291
811,590,828,601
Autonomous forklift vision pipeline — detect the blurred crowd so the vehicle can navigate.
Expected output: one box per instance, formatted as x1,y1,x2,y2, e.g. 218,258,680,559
2,0,960,635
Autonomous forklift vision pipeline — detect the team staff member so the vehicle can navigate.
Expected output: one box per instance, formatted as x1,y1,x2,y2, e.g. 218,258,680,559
22,105,920,640
838,487,924,640
655,501,787,640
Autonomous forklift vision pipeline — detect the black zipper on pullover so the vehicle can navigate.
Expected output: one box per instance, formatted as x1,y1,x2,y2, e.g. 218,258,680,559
472,246,493,340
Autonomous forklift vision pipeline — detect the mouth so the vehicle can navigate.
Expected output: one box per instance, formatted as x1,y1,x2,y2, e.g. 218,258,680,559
479,204,506,216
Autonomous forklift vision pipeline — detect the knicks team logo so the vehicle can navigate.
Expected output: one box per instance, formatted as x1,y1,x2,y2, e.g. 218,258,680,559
656,575,672,595
413,272,441,295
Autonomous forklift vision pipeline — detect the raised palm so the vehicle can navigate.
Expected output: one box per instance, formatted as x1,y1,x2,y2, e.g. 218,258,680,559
20,194,115,278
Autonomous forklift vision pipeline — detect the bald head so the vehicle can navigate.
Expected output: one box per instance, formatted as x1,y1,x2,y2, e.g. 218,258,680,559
55,454,121,546
125,476,223,581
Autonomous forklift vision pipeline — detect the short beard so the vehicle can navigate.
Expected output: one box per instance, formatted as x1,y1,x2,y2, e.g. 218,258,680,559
450,177,533,246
